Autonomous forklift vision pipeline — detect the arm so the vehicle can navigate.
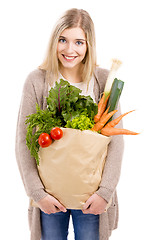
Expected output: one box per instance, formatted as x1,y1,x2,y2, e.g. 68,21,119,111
15,71,67,213
83,68,124,214
82,104,124,214
15,71,48,202
95,103,124,203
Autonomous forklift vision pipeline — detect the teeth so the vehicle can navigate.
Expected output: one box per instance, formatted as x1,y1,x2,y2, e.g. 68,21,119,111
64,55,76,60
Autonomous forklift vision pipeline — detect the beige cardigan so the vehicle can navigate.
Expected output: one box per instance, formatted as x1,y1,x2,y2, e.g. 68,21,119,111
15,67,124,240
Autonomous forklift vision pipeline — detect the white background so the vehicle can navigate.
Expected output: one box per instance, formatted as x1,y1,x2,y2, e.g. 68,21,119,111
0,0,160,239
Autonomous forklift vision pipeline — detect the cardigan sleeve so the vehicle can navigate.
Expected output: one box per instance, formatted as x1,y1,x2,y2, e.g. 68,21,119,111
95,103,124,203
15,71,48,202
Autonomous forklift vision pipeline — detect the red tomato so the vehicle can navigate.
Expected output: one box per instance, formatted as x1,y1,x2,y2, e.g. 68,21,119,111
38,133,52,148
50,127,63,140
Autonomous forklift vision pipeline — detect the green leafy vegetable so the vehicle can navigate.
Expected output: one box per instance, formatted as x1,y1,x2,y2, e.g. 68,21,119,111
25,104,62,165
46,79,98,122
65,115,94,130
25,79,98,164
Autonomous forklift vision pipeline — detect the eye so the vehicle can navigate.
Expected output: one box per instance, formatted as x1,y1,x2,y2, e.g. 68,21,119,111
76,41,83,46
59,38,66,43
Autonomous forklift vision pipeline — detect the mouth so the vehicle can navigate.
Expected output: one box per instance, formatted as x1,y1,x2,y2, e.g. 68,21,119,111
62,54,77,61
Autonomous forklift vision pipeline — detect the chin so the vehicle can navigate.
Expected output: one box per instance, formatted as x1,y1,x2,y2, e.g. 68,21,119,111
60,60,80,69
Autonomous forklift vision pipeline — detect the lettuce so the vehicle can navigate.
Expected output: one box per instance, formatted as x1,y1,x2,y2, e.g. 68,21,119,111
65,115,94,130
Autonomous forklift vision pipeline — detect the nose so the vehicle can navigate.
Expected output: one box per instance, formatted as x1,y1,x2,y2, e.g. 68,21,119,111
65,42,75,54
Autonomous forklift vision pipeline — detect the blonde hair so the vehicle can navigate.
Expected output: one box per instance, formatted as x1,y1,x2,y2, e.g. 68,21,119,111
39,8,97,86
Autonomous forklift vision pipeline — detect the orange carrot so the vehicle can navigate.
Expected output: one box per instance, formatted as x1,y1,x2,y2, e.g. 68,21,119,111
94,93,110,123
101,126,139,136
92,109,117,131
106,110,135,128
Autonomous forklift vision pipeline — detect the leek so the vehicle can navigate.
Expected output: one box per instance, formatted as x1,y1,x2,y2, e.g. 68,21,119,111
104,59,122,100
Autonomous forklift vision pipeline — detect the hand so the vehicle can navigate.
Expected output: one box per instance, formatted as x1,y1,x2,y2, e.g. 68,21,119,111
82,193,108,215
37,194,67,214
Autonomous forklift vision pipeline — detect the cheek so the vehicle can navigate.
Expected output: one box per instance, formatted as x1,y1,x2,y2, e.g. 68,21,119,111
57,43,64,54
79,45,87,57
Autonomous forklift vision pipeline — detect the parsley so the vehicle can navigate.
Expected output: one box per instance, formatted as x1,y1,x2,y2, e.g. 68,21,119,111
25,104,62,165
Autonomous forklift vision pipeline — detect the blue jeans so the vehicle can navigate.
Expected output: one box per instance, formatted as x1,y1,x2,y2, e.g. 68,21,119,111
40,209,99,240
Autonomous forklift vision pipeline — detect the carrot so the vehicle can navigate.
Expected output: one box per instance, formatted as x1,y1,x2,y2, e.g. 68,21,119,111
106,110,135,128
92,108,117,131
101,126,139,136
94,93,110,123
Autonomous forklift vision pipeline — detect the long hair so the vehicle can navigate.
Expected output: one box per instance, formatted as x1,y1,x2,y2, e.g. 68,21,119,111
39,8,97,86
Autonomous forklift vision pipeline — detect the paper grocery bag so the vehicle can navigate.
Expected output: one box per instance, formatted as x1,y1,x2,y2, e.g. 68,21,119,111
31,128,111,209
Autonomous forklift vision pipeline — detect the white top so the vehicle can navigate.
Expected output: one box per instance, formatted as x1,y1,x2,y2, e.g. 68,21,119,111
48,73,96,103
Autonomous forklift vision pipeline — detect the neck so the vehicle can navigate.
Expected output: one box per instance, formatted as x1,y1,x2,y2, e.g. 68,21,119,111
59,64,83,83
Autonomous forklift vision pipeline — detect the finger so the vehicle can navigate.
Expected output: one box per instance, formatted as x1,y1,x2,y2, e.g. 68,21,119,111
82,208,92,214
82,208,98,215
82,210,89,214
83,198,93,210
54,206,61,212
54,201,67,212
55,205,65,213
43,205,59,214
83,196,93,210
45,210,53,215
55,208,61,213
82,203,92,214
41,207,52,214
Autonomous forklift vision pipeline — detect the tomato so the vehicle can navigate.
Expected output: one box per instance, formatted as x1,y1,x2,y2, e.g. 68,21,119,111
50,127,63,140
38,133,52,148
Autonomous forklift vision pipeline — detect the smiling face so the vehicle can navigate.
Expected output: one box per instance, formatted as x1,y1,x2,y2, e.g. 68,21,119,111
57,27,87,72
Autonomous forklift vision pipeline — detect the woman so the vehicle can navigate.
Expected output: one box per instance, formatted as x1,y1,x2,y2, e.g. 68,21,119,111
15,8,124,240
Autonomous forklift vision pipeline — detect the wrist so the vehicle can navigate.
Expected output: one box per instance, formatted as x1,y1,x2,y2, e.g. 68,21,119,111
95,186,113,203
30,188,48,202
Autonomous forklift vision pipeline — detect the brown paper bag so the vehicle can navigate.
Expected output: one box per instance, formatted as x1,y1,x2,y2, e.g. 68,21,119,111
31,128,111,210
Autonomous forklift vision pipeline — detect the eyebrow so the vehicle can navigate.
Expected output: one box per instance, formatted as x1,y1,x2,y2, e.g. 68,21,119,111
76,39,86,42
59,36,86,41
